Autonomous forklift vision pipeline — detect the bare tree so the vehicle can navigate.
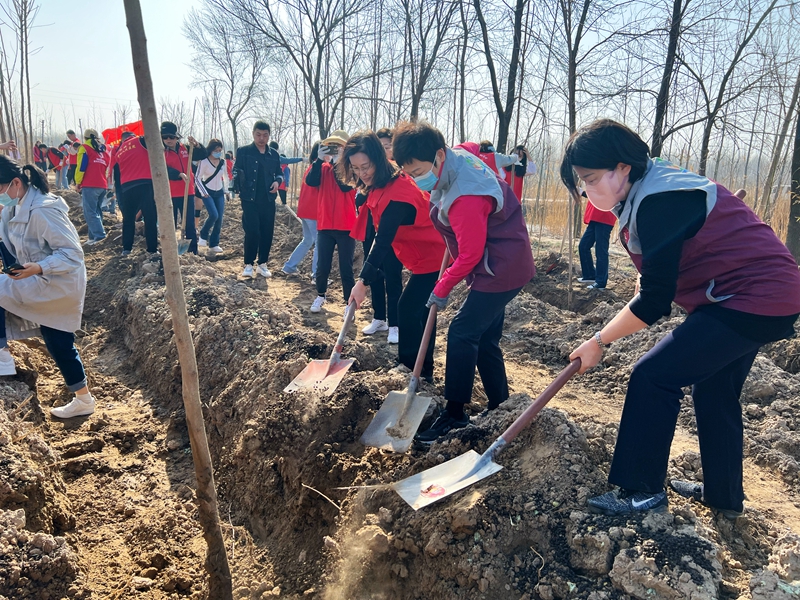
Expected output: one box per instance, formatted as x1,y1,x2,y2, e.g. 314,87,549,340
184,4,270,150
787,92,800,262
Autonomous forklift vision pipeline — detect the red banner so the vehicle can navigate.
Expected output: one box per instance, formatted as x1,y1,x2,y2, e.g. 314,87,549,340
102,120,144,147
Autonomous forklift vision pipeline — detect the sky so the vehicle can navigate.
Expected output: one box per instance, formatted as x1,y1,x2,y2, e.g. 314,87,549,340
27,0,199,138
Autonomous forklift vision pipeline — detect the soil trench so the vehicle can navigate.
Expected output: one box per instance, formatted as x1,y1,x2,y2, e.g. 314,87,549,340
1,190,800,599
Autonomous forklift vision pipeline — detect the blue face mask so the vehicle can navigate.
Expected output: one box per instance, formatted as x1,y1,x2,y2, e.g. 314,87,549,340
414,168,438,192
0,184,17,207
212,151,223,159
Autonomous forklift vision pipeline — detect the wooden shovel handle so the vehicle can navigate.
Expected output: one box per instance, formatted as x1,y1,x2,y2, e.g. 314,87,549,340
500,359,581,445
181,144,195,237
410,249,451,380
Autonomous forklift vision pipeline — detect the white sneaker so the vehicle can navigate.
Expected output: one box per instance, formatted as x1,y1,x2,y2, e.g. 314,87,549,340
50,395,96,419
0,347,16,376
310,296,326,313
576,277,595,283
242,265,254,278
209,246,223,254
387,326,399,344
362,319,389,335
198,237,208,248
257,264,272,278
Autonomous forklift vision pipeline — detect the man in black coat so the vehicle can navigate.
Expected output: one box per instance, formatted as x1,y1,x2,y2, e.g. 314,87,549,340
232,120,284,278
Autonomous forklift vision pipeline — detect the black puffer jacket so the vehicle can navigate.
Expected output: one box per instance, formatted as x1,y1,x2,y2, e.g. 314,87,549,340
232,143,283,201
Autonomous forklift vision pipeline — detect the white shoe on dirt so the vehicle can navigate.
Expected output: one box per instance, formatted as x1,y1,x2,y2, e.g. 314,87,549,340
257,264,272,278
362,319,388,335
209,246,224,254
198,237,208,248
310,296,326,313
242,265,254,278
0,347,16,376
50,395,96,419
387,326,399,344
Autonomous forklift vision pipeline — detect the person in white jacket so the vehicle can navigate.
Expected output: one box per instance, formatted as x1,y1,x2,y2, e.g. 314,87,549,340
195,138,228,254
0,156,95,419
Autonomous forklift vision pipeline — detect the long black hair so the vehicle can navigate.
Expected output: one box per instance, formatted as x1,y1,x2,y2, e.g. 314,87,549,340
0,155,49,193
560,119,650,192
340,130,398,191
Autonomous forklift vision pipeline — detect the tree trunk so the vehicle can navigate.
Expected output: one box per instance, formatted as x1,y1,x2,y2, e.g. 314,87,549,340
787,105,800,263
651,0,685,158
760,66,800,218
123,2,233,599
458,0,468,143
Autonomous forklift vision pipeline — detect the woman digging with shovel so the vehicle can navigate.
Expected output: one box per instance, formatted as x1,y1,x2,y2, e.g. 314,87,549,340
562,119,800,518
392,122,536,444
342,131,446,383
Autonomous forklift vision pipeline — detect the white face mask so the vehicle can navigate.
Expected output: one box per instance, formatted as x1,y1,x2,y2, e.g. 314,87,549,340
584,169,627,211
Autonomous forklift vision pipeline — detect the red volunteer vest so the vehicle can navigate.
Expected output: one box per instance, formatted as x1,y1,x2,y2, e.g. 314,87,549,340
503,168,524,201
478,151,500,175
115,136,152,184
80,144,108,188
164,145,194,197
47,149,63,171
296,166,319,220
316,162,356,231
367,173,445,274
584,201,617,227
68,140,79,165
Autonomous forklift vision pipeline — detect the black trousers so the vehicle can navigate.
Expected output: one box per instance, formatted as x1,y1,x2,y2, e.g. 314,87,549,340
278,189,287,205
445,287,522,407
316,229,355,302
241,198,276,265
121,184,158,253
67,164,76,185
608,310,769,513
172,195,197,254
397,271,438,379
363,228,403,326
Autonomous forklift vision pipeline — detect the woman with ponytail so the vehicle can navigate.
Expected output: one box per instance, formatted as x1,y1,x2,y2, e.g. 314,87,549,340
75,128,110,246
0,156,95,419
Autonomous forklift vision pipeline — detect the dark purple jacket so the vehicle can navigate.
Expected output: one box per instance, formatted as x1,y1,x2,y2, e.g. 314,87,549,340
431,177,535,293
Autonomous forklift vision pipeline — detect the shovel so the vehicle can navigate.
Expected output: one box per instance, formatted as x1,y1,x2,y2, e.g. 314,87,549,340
392,359,581,510
177,143,195,255
283,301,357,395
360,250,451,453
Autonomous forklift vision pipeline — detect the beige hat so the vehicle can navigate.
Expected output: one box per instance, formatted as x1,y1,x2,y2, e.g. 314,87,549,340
83,128,99,140
321,129,349,146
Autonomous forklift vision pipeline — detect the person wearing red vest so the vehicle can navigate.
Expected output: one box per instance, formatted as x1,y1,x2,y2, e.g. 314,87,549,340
577,194,617,290
394,124,536,444
114,132,158,255
161,121,206,255
304,130,356,313
502,145,536,201
32,142,46,172
344,131,447,381
65,130,80,185
75,129,109,245
563,119,800,518
477,140,520,176
282,142,320,278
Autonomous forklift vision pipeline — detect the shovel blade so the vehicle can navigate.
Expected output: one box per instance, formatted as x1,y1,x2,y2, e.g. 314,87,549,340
392,450,503,510
359,391,432,453
283,358,355,395
177,239,191,255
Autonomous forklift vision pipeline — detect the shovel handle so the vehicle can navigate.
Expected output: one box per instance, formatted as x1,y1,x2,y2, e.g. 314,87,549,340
410,248,451,380
329,301,357,366
499,359,581,446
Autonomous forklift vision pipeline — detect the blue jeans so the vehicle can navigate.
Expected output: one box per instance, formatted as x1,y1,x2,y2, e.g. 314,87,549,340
81,187,106,241
0,310,87,392
284,218,318,275
578,221,613,287
200,189,225,247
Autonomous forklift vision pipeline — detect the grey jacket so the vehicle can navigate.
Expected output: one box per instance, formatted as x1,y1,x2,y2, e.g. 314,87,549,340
0,186,86,335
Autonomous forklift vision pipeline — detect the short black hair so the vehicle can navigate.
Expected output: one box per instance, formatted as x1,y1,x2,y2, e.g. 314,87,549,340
269,141,279,150
560,119,650,192
376,127,393,141
253,121,270,132
392,121,446,167
340,130,398,191
479,140,494,153
66,129,75,135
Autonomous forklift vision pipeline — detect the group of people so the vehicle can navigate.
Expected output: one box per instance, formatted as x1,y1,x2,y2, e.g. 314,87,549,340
0,115,797,524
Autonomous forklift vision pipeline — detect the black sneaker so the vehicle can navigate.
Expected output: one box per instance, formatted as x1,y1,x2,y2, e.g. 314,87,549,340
588,488,668,516
668,480,743,519
414,412,469,444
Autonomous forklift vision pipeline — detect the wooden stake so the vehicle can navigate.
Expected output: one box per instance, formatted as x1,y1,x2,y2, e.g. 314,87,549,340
122,2,232,597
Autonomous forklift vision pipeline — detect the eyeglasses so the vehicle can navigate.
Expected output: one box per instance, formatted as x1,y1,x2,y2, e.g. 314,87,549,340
162,135,177,140
351,162,374,175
